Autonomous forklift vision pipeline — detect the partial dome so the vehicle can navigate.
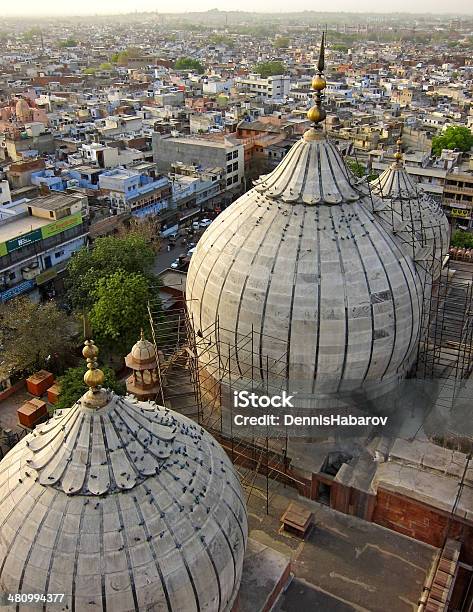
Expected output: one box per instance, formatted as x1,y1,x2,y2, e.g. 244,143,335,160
187,129,423,397
126,331,158,369
0,392,247,611
370,158,449,280
254,129,361,205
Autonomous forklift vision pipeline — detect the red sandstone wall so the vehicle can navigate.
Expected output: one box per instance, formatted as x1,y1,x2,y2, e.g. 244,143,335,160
373,488,473,563
0,379,25,402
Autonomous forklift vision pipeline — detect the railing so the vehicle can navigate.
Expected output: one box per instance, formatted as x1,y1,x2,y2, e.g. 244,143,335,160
444,185,473,196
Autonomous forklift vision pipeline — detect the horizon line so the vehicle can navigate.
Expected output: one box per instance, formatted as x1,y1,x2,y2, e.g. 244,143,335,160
3,9,473,18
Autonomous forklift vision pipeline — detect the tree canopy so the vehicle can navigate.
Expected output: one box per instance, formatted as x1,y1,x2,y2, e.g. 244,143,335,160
56,364,125,409
66,234,155,311
207,34,234,48
253,61,286,78
451,230,473,249
432,126,473,157
0,298,78,379
332,43,349,53
346,159,378,182
59,38,78,48
89,270,153,355
274,36,290,49
174,57,205,73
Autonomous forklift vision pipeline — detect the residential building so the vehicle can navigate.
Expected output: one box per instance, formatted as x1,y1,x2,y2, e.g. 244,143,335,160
98,168,171,215
236,74,291,100
152,135,244,194
0,192,88,302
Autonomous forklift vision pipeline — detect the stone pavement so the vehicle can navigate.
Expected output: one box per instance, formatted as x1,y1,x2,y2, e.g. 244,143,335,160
244,473,436,612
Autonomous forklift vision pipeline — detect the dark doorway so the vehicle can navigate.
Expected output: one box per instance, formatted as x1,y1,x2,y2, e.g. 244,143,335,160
317,482,331,506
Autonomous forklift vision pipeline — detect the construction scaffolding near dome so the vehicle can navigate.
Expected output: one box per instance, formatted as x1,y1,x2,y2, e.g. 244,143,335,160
370,137,450,281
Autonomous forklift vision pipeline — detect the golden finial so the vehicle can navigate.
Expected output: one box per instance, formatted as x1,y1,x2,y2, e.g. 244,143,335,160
394,136,403,163
307,32,327,127
140,328,145,341
82,314,107,408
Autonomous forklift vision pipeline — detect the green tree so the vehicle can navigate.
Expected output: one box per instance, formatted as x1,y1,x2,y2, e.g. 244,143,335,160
207,34,234,48
89,270,152,354
347,160,366,178
274,36,290,49
347,160,378,182
59,38,78,48
451,230,473,249
66,234,155,311
110,48,141,65
174,57,205,73
56,365,125,409
23,27,41,41
432,126,473,157
332,43,349,53
253,61,286,78
0,298,78,379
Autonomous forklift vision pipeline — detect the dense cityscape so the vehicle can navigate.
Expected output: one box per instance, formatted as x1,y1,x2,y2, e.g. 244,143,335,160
0,9,473,612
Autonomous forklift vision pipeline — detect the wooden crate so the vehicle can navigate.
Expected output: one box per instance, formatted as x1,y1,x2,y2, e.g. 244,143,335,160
47,383,61,405
280,502,313,538
26,370,54,397
17,398,47,429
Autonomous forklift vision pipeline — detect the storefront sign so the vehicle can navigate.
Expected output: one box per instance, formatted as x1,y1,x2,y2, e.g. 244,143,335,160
0,212,82,256
41,211,82,239
451,208,470,218
0,279,35,303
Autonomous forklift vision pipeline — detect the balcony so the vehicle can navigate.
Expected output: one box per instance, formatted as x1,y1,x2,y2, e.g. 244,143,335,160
444,185,473,196
443,198,471,207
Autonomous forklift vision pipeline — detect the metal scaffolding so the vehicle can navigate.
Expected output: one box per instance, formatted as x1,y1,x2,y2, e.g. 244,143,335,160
416,259,473,397
147,293,304,513
147,222,473,512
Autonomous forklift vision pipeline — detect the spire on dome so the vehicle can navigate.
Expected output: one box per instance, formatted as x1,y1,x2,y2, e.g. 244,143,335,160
82,314,108,408
307,32,327,128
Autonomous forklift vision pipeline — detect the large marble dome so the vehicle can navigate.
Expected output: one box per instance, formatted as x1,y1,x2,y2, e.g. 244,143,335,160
0,363,247,611
187,127,424,398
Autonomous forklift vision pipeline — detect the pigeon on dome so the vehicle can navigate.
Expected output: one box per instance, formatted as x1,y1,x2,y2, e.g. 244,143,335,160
0,335,247,611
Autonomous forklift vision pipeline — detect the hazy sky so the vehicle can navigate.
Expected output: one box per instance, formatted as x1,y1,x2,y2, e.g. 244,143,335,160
3,0,472,16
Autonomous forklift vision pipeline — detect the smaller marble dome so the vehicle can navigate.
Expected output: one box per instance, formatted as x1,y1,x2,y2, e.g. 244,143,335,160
370,150,450,281
125,330,158,371
125,332,162,401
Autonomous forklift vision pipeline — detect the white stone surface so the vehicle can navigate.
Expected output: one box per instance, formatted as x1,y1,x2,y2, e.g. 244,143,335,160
187,133,424,397
0,393,248,611
373,438,473,521
370,162,449,280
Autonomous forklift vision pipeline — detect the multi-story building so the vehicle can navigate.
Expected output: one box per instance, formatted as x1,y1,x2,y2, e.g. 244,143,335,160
152,135,244,195
0,181,11,207
0,192,89,303
98,168,171,216
443,170,473,226
235,74,291,100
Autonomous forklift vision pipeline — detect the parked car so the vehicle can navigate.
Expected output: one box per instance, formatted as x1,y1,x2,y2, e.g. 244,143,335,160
200,218,212,228
187,247,197,257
